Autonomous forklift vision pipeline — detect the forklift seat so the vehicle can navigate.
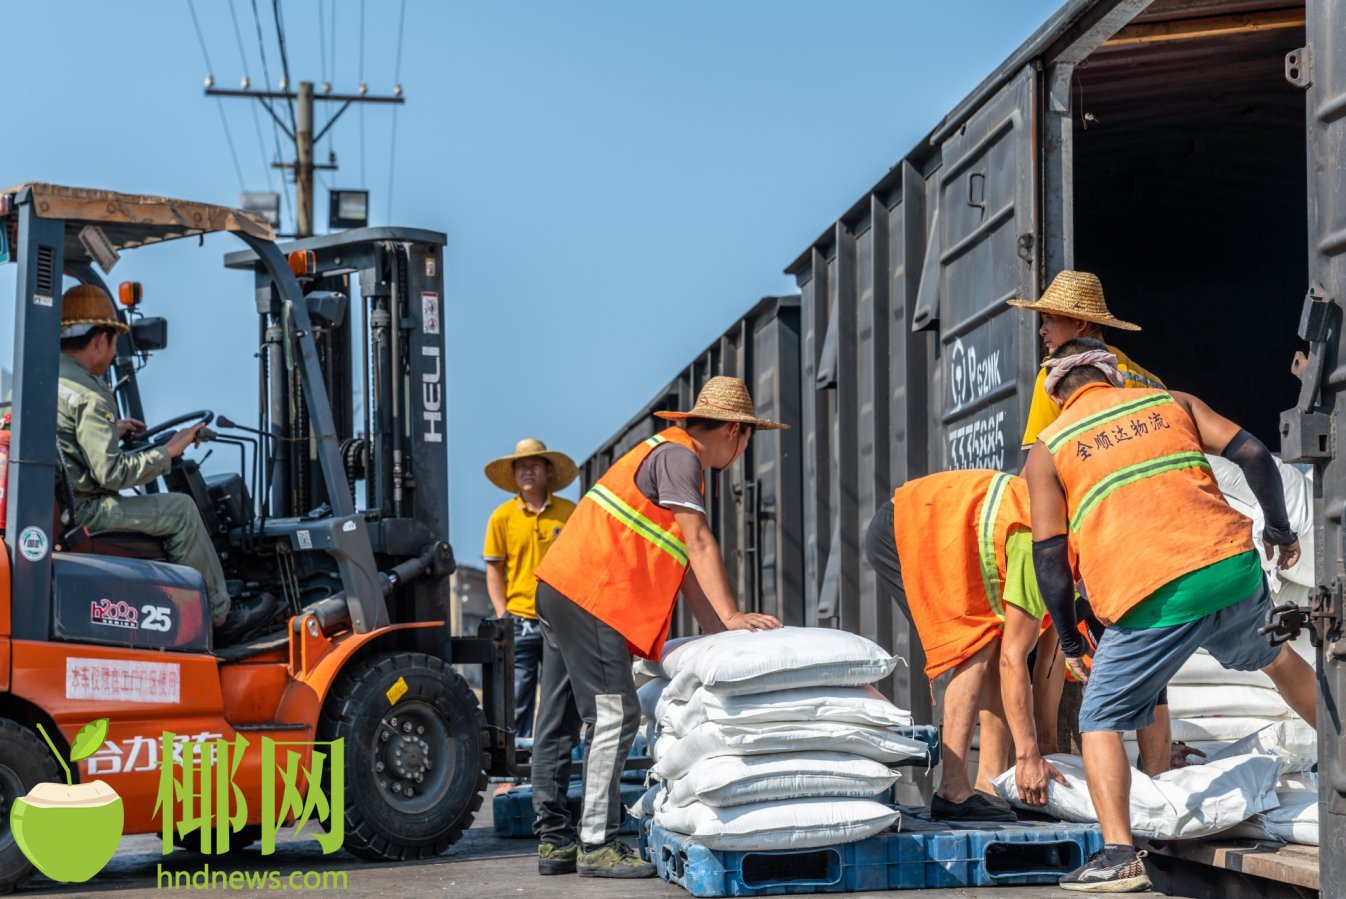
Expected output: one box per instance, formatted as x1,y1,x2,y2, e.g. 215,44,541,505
53,446,168,561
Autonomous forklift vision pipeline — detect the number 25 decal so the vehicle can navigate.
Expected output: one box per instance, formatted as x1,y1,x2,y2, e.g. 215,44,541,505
140,605,172,632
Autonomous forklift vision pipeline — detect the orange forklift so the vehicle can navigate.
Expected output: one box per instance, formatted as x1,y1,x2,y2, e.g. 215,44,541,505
0,183,519,890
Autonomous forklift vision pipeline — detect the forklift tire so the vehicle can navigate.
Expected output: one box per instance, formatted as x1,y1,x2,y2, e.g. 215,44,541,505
0,719,64,894
320,651,487,861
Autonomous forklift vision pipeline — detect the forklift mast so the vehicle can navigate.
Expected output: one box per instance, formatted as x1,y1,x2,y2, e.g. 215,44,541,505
224,228,452,626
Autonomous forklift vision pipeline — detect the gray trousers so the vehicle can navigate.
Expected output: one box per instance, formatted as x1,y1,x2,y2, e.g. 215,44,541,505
531,581,640,849
76,492,231,621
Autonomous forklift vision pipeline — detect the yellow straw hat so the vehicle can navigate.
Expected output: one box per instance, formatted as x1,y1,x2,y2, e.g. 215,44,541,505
61,284,129,338
484,438,579,494
654,376,789,431
1006,270,1140,332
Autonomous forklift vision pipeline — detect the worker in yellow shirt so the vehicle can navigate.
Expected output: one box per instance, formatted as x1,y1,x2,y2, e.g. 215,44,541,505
483,439,579,760
1008,270,1162,450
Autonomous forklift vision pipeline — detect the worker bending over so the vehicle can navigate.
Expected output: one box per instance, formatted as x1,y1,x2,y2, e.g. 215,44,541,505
1026,337,1317,893
531,377,782,879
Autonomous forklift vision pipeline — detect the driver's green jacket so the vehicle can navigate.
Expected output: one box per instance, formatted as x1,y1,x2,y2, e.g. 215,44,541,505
57,353,170,498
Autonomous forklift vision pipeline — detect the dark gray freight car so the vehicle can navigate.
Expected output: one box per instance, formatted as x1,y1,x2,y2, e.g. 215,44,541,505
584,1,1343,893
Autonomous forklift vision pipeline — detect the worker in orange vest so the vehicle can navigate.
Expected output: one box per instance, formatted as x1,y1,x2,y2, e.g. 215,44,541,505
1026,337,1317,893
865,471,1066,821
530,376,783,879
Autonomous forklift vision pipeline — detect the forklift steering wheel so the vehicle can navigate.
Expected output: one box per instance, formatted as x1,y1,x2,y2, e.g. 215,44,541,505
133,410,215,448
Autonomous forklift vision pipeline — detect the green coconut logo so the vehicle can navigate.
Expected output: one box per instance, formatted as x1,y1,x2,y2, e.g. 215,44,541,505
11,719,124,883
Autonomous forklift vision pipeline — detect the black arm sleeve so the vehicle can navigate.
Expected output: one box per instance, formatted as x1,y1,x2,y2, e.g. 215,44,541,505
1034,535,1087,657
1222,429,1296,546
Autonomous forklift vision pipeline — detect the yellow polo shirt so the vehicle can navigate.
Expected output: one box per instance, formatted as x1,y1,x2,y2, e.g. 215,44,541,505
483,494,576,619
1020,344,1163,450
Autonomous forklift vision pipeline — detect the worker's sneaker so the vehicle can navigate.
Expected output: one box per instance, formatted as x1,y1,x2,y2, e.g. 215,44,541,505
214,592,279,644
930,790,1017,823
537,841,578,876
576,840,655,879
1059,846,1151,892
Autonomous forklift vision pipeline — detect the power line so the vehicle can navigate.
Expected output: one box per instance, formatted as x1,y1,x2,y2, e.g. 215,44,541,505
359,0,367,186
250,0,290,228
272,0,297,133
227,0,273,183
187,0,247,192
386,0,408,222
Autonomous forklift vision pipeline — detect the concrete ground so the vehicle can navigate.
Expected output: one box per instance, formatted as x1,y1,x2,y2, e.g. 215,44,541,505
25,792,1185,898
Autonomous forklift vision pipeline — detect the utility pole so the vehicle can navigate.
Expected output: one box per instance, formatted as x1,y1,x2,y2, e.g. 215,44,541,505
206,80,404,237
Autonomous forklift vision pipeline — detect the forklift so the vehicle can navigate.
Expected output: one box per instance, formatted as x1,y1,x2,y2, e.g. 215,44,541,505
0,183,519,890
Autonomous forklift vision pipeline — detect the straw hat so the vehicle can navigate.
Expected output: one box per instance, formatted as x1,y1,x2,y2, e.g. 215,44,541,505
654,376,789,431
1006,270,1140,332
61,284,129,338
484,438,579,494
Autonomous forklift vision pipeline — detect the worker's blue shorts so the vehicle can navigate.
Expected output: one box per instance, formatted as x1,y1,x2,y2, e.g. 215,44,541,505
1078,577,1280,733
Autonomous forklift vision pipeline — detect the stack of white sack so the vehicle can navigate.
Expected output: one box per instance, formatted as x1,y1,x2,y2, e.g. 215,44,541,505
628,627,927,851
1216,721,1320,846
992,752,1284,840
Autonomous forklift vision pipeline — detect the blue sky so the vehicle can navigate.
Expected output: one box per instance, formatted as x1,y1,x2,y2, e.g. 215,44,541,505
0,0,1062,566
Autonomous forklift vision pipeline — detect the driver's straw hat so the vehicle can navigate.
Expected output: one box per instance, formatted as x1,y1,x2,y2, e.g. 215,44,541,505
60,285,129,338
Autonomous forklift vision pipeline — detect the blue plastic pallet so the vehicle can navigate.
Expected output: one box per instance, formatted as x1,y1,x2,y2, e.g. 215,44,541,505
889,725,939,769
492,781,648,838
648,812,1102,897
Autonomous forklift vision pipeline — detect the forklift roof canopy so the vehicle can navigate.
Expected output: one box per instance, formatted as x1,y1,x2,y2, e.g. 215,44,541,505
1,182,274,266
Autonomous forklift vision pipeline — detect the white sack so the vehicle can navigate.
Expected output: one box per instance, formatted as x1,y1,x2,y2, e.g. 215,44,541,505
633,635,703,688
1171,638,1314,690
653,797,899,851
627,782,667,820
1208,454,1315,588
652,720,926,781
657,684,912,739
652,731,678,764
638,677,670,722
662,751,898,809
1170,716,1295,744
992,752,1282,840
660,627,897,702
1226,789,1320,845
1166,684,1290,720
1205,719,1317,774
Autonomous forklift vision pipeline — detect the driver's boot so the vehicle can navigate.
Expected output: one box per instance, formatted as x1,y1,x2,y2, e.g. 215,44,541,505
214,592,279,645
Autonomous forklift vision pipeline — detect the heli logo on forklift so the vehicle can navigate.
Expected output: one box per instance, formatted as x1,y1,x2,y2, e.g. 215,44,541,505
421,345,443,443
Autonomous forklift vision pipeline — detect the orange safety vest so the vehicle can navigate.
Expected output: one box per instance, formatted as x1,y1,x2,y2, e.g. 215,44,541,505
535,428,697,660
892,470,1041,681
1039,383,1253,625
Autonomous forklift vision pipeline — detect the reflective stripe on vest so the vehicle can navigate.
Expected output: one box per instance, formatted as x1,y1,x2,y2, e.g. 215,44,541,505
587,483,689,567
1068,450,1210,533
1043,393,1174,454
976,472,1013,620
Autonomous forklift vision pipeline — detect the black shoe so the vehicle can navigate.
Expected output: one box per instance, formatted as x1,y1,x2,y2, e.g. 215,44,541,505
215,592,279,643
930,791,1017,823
1060,847,1151,893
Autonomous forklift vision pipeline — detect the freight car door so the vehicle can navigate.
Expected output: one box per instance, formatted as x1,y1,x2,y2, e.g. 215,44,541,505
934,65,1039,473
1299,0,1346,879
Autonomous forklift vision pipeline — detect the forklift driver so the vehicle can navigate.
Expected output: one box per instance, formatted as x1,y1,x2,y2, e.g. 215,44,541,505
55,285,276,642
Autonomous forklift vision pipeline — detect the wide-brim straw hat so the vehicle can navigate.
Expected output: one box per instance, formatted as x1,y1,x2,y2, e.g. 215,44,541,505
61,284,129,338
1006,270,1140,332
654,376,789,431
484,438,579,494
